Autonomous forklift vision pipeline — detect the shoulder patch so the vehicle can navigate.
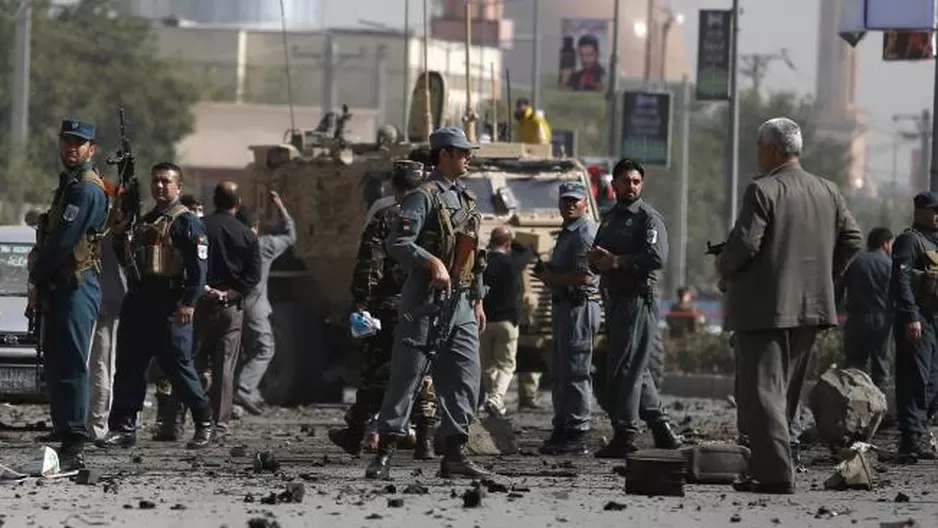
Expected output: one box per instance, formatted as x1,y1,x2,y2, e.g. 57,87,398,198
197,234,208,260
646,228,658,245
62,204,80,222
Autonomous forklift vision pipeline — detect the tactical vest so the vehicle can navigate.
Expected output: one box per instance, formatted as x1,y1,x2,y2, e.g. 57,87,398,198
415,181,481,286
908,228,938,310
132,204,190,278
41,170,108,282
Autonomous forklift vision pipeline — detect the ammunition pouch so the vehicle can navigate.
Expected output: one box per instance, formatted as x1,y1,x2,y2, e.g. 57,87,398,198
40,170,108,283
915,249,938,311
132,204,188,279
416,181,481,280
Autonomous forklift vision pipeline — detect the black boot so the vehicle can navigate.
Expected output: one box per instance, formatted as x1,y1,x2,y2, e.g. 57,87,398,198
898,433,938,460
152,395,184,442
440,435,493,478
365,435,399,479
328,425,366,456
649,419,683,449
537,427,565,454
57,437,87,472
95,414,137,449
594,430,637,459
414,423,436,460
539,429,590,456
187,422,215,449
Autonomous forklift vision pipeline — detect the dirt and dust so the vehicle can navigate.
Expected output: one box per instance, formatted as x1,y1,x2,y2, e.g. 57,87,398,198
1,391,936,528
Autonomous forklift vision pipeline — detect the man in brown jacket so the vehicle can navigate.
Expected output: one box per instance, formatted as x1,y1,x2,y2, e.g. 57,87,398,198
716,117,863,494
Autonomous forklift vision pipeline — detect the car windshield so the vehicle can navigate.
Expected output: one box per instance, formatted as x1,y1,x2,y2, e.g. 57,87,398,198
504,178,562,210
0,242,30,296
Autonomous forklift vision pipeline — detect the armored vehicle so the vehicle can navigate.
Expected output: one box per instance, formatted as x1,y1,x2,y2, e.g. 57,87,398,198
238,74,603,405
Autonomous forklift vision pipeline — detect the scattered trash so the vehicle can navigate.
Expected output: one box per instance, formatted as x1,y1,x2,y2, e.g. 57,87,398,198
402,484,429,494
479,478,508,493
730,513,741,523
387,498,404,508
880,519,918,528
75,469,101,485
894,492,910,503
603,501,627,511
138,500,156,509
824,444,873,491
462,483,484,508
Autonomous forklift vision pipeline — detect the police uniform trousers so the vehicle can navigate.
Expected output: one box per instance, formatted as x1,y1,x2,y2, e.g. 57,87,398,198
603,295,667,434
734,327,817,485
377,292,480,439
43,271,102,441
347,308,437,428
551,299,600,432
109,284,212,430
844,312,893,391
895,316,938,436
195,299,244,432
236,305,276,403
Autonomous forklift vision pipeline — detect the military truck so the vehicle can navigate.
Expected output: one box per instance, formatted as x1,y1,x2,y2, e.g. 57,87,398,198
238,74,604,405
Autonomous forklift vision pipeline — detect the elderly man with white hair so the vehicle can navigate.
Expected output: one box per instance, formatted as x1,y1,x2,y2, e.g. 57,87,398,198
715,117,863,494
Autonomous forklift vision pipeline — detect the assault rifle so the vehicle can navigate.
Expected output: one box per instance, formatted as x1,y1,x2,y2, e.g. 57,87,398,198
404,232,480,396
105,106,141,282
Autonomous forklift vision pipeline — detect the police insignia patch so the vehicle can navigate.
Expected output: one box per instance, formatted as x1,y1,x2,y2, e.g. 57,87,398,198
197,235,208,260
62,204,80,222
647,229,658,245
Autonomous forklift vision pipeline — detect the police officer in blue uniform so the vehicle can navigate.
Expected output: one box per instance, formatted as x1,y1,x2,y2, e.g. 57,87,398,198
890,191,938,459
28,119,110,470
365,127,491,480
536,181,601,455
96,162,215,449
589,158,681,458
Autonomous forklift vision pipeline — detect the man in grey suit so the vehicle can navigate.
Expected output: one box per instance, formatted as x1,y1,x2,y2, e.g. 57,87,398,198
88,233,126,440
716,117,863,494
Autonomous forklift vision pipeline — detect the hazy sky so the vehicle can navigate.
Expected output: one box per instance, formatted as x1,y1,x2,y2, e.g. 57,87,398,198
322,0,934,185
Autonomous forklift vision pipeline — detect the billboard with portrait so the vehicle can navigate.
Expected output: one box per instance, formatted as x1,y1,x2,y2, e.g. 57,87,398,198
558,18,612,92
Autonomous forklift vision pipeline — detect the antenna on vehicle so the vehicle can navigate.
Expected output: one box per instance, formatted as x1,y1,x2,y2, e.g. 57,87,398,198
278,0,301,149
422,0,432,142
462,0,477,143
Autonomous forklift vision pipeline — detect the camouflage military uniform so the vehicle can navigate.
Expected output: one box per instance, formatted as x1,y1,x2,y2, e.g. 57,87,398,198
345,202,437,433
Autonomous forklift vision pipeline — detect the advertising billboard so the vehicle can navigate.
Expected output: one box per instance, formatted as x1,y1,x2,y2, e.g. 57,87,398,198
695,10,733,101
558,18,612,92
621,91,673,168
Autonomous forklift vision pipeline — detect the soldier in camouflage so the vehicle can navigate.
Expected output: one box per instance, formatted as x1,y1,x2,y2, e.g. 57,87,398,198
328,160,439,459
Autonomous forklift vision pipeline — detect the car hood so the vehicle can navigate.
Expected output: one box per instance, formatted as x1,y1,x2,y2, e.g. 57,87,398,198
0,296,28,333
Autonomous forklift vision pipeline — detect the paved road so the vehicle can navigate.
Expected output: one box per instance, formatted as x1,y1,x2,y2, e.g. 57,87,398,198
1,392,935,528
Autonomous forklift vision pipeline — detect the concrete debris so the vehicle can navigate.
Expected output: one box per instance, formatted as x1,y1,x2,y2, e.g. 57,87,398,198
365,514,383,520
880,520,919,528
229,445,248,458
258,483,305,505
383,484,397,494
730,513,741,523
252,452,281,473
462,483,484,508
478,479,508,493
402,484,429,494
895,492,910,503
300,425,316,437
603,501,627,511
138,500,156,509
387,498,404,508
74,469,100,485
808,368,887,445
170,504,187,510
247,515,282,528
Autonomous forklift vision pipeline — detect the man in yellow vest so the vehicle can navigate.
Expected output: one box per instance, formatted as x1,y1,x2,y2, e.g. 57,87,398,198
513,98,552,145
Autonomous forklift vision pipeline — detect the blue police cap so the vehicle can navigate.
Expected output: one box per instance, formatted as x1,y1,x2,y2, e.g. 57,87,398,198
60,119,96,142
429,126,479,151
914,191,938,209
559,181,588,200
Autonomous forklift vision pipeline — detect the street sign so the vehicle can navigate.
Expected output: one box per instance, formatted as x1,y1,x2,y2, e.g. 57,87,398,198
621,91,673,168
695,10,732,101
882,30,936,60
866,0,937,31
551,129,577,158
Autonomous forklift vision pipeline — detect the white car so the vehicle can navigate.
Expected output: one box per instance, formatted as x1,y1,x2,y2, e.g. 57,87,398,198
0,225,45,401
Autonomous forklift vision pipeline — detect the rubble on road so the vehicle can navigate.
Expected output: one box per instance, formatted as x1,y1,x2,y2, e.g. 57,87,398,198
809,367,887,445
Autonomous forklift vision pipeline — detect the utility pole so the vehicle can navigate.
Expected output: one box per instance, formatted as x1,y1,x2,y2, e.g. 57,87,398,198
675,75,691,288
932,42,938,192
725,0,740,232
403,0,411,134
292,33,366,120
375,44,388,126
463,0,477,142
642,0,653,85
606,0,621,158
531,0,541,109
9,0,32,165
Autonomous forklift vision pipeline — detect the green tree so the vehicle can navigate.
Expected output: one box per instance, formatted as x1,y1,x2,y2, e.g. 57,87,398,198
0,0,199,221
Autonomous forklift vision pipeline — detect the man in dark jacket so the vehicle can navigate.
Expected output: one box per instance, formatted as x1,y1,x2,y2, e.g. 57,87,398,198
837,227,893,392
